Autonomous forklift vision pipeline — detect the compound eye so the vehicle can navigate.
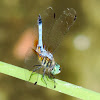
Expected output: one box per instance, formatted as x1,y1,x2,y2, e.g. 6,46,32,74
59,68,61,71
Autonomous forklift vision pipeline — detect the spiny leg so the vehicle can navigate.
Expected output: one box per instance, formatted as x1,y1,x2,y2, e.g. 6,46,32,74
53,77,56,88
28,65,42,82
47,72,51,78
42,68,47,87
34,67,41,85
48,72,56,88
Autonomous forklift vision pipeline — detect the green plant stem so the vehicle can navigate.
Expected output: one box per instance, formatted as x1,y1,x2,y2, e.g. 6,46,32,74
0,61,100,100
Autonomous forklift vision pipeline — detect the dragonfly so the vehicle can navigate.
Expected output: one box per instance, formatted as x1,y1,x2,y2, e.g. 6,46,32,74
25,7,76,88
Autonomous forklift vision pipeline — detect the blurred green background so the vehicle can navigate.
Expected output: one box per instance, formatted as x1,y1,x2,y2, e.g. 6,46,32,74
0,0,100,100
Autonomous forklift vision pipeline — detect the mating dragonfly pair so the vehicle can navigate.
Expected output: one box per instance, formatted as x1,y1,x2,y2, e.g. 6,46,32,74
25,7,76,88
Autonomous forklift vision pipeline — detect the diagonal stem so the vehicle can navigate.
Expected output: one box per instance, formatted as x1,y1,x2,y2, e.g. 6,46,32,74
0,61,100,100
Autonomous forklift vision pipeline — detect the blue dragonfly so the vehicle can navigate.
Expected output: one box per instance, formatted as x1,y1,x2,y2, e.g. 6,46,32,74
25,7,76,88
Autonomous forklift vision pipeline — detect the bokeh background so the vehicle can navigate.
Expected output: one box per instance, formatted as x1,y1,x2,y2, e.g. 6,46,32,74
0,0,100,100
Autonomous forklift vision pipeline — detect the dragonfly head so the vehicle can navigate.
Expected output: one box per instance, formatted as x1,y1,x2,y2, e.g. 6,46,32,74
51,63,61,75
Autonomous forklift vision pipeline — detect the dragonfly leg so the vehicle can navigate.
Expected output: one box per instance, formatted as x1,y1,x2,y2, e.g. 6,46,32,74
48,72,51,78
32,65,42,72
53,78,56,88
43,69,47,87
29,65,42,82
50,74,56,88
45,72,56,88
34,68,41,85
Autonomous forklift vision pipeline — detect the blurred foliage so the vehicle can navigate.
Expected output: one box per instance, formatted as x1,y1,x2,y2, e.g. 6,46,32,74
0,0,100,100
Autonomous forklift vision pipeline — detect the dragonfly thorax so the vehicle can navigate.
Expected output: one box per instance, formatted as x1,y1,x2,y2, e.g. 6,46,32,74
36,46,61,75
38,53,61,75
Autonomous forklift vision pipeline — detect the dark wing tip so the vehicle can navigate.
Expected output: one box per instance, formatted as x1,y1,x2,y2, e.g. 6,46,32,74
74,15,77,21
54,13,55,19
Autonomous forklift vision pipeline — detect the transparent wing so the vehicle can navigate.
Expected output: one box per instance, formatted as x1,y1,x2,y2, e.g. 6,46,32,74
25,7,57,70
42,7,56,48
42,8,76,52
25,7,76,70
24,48,40,71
